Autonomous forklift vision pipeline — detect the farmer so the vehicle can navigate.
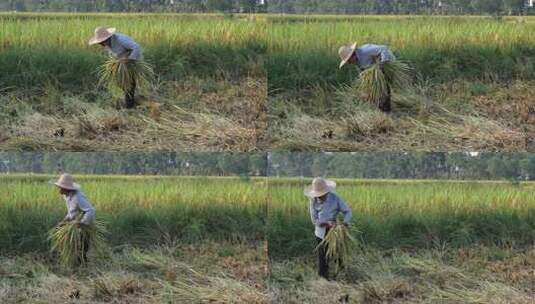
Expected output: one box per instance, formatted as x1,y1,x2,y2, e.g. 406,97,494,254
53,173,96,266
305,177,352,280
88,27,143,108
338,43,396,112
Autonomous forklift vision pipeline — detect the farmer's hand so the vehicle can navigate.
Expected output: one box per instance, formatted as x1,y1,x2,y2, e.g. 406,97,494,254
57,221,66,227
119,57,132,64
320,221,335,228
73,221,84,228
378,62,385,71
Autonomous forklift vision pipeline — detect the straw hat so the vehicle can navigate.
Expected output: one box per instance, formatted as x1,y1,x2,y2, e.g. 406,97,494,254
88,27,116,45
53,173,80,191
338,42,358,68
304,177,336,198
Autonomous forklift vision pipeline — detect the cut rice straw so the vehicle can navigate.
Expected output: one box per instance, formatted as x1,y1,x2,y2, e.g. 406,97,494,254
358,60,413,106
316,223,358,271
98,58,154,92
48,219,108,268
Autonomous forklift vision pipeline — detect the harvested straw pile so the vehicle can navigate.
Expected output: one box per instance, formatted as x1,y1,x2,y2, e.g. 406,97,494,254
48,219,108,268
358,61,413,105
98,58,154,92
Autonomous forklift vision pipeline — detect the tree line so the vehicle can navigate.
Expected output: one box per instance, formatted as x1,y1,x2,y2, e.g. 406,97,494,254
0,152,267,176
3,152,535,180
0,0,266,13
1,0,533,15
268,152,535,180
267,0,533,15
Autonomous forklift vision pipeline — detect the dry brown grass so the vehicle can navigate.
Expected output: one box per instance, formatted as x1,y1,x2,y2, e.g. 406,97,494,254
271,80,534,151
269,246,535,304
0,242,267,304
0,77,267,151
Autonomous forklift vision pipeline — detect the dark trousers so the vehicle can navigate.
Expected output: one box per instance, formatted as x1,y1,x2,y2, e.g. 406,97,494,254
378,85,391,113
316,227,344,279
316,236,329,279
125,79,137,109
77,229,90,266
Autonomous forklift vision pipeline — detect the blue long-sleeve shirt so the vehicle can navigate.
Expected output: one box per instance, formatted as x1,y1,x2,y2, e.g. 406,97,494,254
309,192,352,239
355,44,395,70
63,190,95,226
105,33,142,60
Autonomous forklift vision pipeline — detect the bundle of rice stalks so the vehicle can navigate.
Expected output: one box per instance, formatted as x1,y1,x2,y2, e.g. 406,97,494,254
48,219,108,268
317,224,357,270
98,58,154,92
358,61,413,105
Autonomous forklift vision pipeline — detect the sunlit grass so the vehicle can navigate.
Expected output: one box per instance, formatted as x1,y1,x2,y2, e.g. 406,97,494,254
269,178,535,258
0,174,267,253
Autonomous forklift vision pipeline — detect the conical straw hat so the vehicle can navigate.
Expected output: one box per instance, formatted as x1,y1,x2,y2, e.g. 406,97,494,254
338,42,357,68
88,27,116,45
53,173,80,191
304,177,336,198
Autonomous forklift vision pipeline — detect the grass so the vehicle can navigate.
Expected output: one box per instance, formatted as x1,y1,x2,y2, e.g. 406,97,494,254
268,178,535,259
267,15,535,91
268,177,535,303
0,173,269,303
0,13,267,89
0,174,267,253
269,246,534,303
0,13,267,151
4,14,535,151
267,15,535,151
0,242,268,303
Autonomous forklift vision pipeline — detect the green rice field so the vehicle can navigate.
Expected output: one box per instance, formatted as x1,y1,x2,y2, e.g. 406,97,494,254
268,178,535,303
269,178,535,258
0,13,267,151
0,174,268,303
267,15,535,151
0,174,267,253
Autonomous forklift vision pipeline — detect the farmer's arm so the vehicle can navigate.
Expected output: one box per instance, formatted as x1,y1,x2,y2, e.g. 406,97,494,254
309,199,319,226
77,198,95,226
117,35,142,60
361,44,394,65
338,197,352,225
62,195,78,222
377,45,394,64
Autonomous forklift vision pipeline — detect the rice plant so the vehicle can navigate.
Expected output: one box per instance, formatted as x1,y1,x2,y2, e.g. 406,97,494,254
357,61,413,105
97,58,154,92
48,218,108,268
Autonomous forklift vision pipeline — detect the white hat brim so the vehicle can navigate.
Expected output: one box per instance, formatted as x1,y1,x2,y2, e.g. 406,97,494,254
304,180,336,198
53,182,80,191
339,42,358,69
88,27,116,45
